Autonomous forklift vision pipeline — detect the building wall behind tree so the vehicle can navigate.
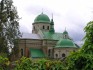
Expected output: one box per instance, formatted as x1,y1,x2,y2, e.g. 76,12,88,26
54,48,78,59
18,39,78,59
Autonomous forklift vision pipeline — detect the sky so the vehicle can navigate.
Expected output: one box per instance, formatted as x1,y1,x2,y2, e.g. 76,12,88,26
13,0,93,45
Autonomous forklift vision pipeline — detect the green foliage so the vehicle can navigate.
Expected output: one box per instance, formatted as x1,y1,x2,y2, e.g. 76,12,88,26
66,52,93,70
84,21,93,42
66,21,93,70
0,0,21,56
0,52,7,58
14,57,65,70
34,59,64,70
80,21,93,54
15,57,33,70
0,56,10,70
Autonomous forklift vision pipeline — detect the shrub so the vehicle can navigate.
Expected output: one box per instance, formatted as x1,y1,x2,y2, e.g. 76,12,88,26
14,57,33,70
66,52,93,70
0,56,10,70
14,57,65,70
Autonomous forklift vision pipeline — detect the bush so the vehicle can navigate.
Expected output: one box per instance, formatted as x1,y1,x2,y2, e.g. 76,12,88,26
14,57,65,70
66,52,93,70
14,57,33,70
0,56,10,70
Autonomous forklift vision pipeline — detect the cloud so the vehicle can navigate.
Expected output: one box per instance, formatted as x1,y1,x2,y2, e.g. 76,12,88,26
25,5,62,18
13,0,93,44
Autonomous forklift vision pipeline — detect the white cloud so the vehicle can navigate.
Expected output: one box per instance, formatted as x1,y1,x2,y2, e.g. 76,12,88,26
13,0,93,42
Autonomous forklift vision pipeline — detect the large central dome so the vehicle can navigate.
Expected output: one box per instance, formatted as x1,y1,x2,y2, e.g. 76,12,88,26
34,13,50,23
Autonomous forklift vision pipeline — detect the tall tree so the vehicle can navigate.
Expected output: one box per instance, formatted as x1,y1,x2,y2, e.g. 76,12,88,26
0,0,21,57
81,21,93,54
65,21,93,70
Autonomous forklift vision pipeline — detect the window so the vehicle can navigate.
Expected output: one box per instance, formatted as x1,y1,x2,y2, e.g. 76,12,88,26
62,53,65,57
47,26,49,30
21,49,23,56
43,26,45,29
55,54,58,58
63,35,67,39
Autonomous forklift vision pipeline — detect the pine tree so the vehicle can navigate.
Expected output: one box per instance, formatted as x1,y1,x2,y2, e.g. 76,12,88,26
0,0,21,57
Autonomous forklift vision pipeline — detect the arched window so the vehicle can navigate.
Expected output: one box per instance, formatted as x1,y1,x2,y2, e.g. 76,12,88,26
21,49,23,56
62,53,65,57
55,54,58,58
43,26,45,29
47,26,49,30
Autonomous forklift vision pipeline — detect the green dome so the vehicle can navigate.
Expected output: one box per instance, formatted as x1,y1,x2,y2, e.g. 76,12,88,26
63,31,68,34
34,13,50,23
56,39,76,48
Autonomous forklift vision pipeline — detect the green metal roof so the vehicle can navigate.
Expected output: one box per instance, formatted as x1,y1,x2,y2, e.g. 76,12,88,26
30,48,45,58
34,13,50,23
52,33,63,40
49,20,55,33
43,31,63,40
55,39,77,48
40,30,77,48
49,28,55,33
43,31,52,39
50,19,54,25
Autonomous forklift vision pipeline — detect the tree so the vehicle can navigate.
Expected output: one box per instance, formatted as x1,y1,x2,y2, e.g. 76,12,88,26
0,56,10,70
0,0,21,57
80,21,93,54
66,21,93,70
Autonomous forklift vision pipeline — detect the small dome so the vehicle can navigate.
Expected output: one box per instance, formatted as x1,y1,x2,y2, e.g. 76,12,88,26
63,30,68,34
56,39,76,48
34,13,50,23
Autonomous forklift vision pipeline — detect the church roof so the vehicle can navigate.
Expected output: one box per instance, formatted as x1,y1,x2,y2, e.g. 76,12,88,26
30,48,45,58
21,33,41,39
55,39,77,48
34,13,50,23
42,31,63,40
42,31,79,48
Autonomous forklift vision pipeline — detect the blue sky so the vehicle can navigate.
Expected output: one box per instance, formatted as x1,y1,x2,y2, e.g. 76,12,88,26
13,0,93,45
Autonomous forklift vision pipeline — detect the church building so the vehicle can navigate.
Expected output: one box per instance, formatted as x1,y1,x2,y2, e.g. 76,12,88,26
18,12,79,59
